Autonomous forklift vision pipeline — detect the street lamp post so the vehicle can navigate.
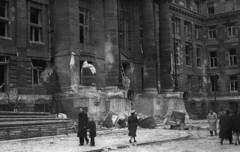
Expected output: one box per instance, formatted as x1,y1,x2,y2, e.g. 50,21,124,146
173,14,178,91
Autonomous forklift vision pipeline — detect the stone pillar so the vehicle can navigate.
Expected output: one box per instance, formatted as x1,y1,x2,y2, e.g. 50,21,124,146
142,0,157,94
159,0,173,92
104,0,119,91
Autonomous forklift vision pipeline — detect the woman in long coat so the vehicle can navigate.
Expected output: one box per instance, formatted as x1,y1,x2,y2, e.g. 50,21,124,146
207,110,218,136
231,110,240,145
128,110,139,143
77,108,89,145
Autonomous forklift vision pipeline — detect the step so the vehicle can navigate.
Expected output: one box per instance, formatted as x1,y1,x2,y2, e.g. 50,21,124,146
0,118,70,122
0,115,56,118
0,111,50,116
0,119,71,127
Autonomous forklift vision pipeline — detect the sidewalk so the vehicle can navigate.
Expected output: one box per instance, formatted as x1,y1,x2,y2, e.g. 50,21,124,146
0,128,190,152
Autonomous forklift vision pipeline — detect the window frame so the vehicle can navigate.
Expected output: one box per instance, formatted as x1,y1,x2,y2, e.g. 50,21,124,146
187,75,192,91
229,76,238,92
207,2,215,15
209,51,217,68
229,49,237,66
172,16,180,35
227,24,236,37
79,8,89,44
184,21,192,37
195,25,201,40
0,1,9,38
173,39,181,65
196,46,201,68
185,43,192,66
208,26,216,39
30,7,42,42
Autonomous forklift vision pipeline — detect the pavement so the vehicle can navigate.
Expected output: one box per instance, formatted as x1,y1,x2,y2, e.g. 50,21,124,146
0,128,190,152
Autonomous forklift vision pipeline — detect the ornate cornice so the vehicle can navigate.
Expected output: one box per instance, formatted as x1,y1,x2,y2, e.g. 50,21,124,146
206,10,240,21
168,3,205,21
169,3,240,22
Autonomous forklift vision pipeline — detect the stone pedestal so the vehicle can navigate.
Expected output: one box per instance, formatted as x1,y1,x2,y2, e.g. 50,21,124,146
134,92,189,120
160,92,189,119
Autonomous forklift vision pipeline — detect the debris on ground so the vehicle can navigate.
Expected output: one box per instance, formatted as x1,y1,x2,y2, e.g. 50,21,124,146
139,116,157,129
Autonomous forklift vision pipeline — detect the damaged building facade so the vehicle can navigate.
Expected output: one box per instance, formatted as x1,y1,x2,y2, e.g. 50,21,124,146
1,0,240,120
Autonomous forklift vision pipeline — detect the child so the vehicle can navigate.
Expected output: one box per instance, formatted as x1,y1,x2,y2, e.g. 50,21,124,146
88,117,96,146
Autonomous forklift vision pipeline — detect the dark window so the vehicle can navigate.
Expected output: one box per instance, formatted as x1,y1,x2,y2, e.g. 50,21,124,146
210,75,219,92
30,8,40,24
79,8,89,44
210,51,217,67
30,7,42,42
208,26,216,39
0,1,8,37
196,47,201,67
172,17,180,34
187,75,192,91
230,76,238,92
185,43,192,66
229,49,237,66
0,56,9,92
32,60,46,86
198,76,203,92
227,23,236,37
184,21,191,36
0,1,7,17
208,2,215,15
79,60,96,86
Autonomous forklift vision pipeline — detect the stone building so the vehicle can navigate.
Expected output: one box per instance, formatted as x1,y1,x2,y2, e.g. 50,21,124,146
1,0,240,120
167,0,240,119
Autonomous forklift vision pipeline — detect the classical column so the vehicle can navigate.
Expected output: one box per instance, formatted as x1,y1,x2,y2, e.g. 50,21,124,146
142,0,158,94
104,0,119,91
159,0,174,92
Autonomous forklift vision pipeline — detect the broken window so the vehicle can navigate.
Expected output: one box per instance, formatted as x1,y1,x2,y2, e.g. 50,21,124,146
79,8,89,44
30,8,42,42
0,1,9,37
31,60,46,86
79,60,96,86
210,51,217,67
230,75,238,92
0,56,9,92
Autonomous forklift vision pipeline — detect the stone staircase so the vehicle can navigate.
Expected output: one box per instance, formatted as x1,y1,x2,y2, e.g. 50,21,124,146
0,111,72,140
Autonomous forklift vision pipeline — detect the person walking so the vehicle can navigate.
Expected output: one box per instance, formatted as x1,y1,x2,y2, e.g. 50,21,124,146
207,110,218,136
77,108,89,146
88,117,96,146
231,110,240,145
219,109,233,145
128,110,139,143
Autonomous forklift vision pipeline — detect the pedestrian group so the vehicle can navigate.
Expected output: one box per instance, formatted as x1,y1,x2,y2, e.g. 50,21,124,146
77,108,139,146
208,109,240,145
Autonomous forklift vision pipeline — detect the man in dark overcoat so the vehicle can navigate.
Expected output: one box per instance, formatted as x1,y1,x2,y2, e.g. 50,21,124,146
219,109,233,145
231,110,240,145
77,108,89,146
